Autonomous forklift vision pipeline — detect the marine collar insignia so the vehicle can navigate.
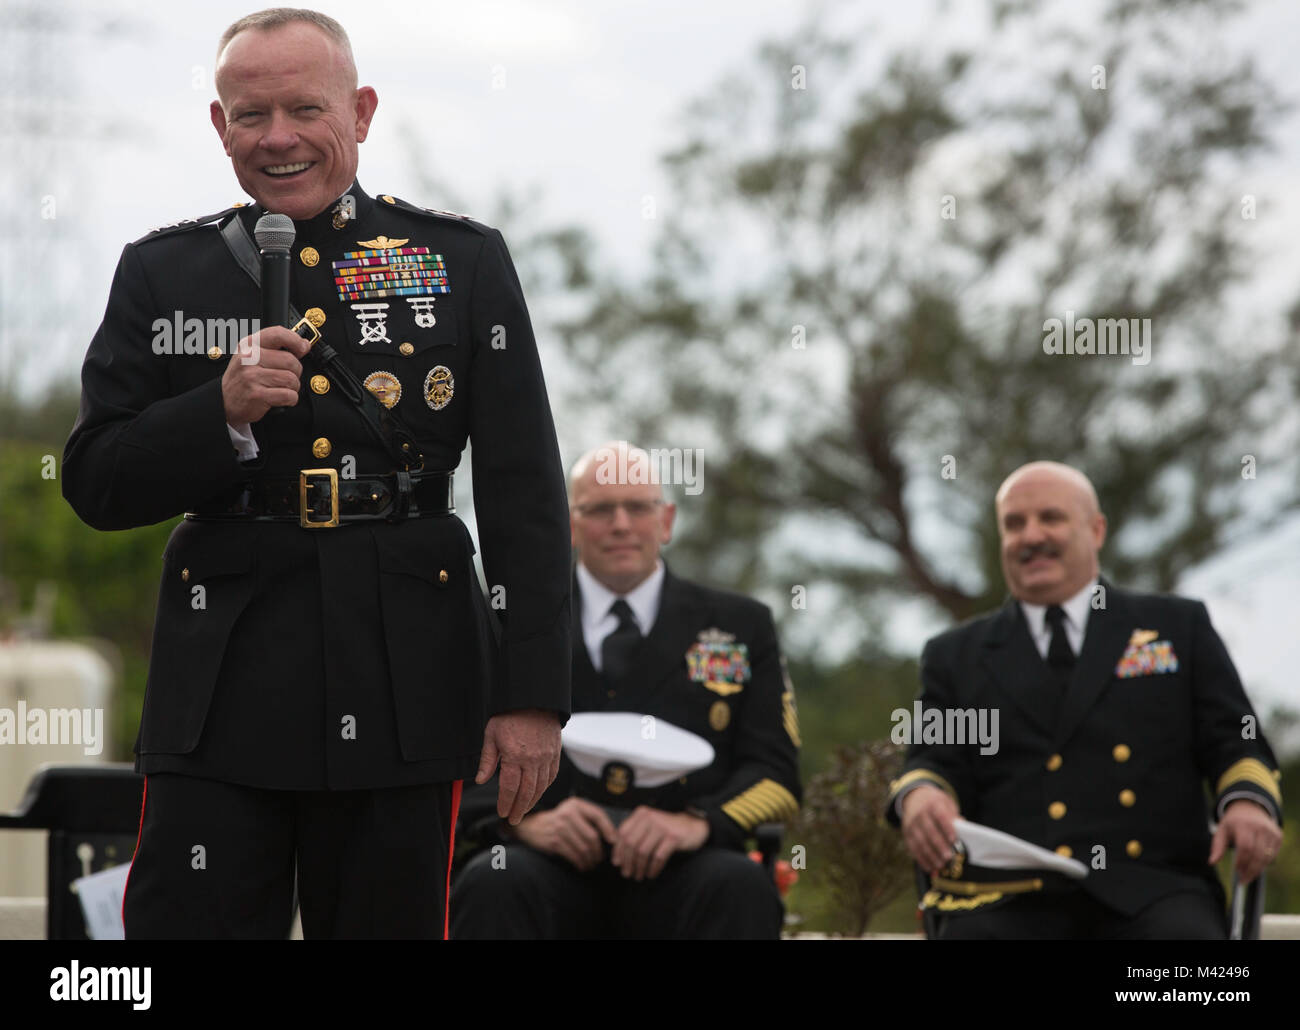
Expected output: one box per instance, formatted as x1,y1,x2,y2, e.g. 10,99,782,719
332,194,356,229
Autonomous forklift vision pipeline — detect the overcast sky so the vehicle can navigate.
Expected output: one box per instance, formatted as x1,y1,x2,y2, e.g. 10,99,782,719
2,0,1297,729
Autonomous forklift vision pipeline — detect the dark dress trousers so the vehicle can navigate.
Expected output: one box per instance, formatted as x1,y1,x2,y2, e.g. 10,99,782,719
887,579,1282,939
451,567,801,938
63,184,571,937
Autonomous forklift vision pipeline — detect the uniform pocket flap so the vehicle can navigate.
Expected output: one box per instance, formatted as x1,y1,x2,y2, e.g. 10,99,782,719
372,518,474,584
164,521,255,581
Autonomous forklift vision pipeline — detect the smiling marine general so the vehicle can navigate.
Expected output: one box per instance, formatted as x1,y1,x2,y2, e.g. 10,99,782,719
63,7,571,939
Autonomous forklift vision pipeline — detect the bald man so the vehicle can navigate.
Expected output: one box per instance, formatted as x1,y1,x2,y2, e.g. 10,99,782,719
887,462,1282,939
451,442,800,938
63,9,569,938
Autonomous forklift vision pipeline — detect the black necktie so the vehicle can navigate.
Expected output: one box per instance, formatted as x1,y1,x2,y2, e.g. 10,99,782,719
1044,604,1075,689
600,599,640,684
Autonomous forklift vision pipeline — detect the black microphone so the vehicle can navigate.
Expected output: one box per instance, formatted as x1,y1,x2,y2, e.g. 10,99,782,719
255,212,295,327
254,213,296,414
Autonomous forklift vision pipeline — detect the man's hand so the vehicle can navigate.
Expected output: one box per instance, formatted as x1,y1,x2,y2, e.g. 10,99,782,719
221,326,312,425
476,709,562,825
513,797,617,871
1209,799,1282,885
610,806,710,881
900,783,960,875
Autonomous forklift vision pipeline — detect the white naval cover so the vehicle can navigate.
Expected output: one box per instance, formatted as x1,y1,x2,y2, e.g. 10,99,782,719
954,818,1089,879
562,712,715,788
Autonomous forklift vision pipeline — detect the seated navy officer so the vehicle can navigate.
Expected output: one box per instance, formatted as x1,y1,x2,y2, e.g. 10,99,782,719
888,461,1283,939
451,442,801,938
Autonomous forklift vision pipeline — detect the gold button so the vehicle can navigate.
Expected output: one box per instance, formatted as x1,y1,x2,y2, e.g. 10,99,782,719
1048,801,1066,820
310,375,330,395
679,777,688,785
438,569,449,584
180,568,190,582
1119,789,1136,808
304,307,326,328
300,246,320,267
381,195,396,204
607,689,616,699
207,346,222,361
399,342,414,356
1055,845,1073,859
1046,754,1063,772
231,201,246,208
1113,744,1131,762
1126,839,1142,858
312,438,332,459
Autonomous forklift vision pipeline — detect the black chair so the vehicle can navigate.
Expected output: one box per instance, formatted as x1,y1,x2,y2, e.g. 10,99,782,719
753,822,784,879
0,763,144,940
1228,867,1265,941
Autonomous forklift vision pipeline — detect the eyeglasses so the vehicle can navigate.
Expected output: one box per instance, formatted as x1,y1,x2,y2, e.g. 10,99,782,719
574,500,665,522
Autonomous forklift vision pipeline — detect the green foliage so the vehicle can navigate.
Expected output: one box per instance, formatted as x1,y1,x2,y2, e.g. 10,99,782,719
1,429,173,758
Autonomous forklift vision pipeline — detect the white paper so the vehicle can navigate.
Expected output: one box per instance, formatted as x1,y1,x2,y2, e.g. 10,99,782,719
72,862,130,940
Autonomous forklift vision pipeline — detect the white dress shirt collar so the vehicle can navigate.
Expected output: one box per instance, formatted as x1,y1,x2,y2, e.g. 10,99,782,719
1019,577,1097,660
576,561,666,670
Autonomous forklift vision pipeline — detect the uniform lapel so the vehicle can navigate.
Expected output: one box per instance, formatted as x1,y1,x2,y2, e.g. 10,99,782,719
570,573,601,710
1054,579,1130,746
979,598,1058,737
634,566,709,696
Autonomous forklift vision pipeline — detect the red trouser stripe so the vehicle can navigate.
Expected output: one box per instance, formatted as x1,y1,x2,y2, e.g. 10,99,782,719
444,779,463,940
121,775,148,935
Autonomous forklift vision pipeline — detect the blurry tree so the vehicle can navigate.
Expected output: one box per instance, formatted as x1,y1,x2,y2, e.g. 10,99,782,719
536,0,1300,638
792,739,914,935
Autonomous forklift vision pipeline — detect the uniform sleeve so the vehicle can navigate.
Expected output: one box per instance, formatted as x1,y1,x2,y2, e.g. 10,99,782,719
63,243,252,530
1188,602,1283,824
885,634,974,827
467,229,572,719
686,607,801,849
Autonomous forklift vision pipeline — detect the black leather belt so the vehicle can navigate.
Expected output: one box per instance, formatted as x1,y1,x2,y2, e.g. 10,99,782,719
185,469,454,528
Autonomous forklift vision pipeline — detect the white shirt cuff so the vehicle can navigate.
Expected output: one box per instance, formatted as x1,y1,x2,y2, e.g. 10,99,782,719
227,422,259,461
1216,790,1279,823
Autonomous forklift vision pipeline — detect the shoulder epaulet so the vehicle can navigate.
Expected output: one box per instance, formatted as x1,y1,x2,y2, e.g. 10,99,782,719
132,202,248,246
374,194,492,235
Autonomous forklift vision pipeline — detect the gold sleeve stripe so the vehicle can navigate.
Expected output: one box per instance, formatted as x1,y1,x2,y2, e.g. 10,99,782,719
1216,758,1282,806
782,689,801,748
721,778,800,829
889,768,957,803
740,785,792,823
724,796,767,826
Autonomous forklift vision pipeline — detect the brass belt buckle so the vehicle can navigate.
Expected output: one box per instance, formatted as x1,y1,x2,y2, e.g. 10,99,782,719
290,315,321,347
299,468,339,528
